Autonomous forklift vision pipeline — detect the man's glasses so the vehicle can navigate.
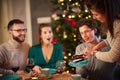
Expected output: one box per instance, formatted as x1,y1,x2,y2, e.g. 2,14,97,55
11,28,27,33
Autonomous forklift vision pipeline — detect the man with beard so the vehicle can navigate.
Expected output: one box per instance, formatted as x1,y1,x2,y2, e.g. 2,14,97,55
0,19,30,75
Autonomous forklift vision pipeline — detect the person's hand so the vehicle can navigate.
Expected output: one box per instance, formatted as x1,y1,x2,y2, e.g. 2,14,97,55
29,66,41,77
32,66,41,74
83,48,94,56
93,44,102,51
16,70,25,75
29,70,39,77
93,41,107,51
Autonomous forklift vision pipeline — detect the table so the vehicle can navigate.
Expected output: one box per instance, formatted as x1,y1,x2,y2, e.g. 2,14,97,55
20,72,70,80
20,72,86,80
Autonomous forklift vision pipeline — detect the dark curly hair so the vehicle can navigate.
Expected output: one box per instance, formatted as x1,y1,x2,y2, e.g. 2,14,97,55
75,18,100,37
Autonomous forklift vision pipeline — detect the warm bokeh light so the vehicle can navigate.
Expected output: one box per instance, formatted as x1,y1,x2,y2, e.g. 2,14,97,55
51,0,90,73
66,70,69,73
61,3,64,6
64,56,68,59
74,39,77,41
62,14,66,17
73,34,76,37
68,53,72,56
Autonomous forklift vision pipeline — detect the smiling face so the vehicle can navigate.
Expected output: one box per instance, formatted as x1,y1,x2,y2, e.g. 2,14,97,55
9,23,27,43
90,9,106,23
40,27,53,45
79,25,97,43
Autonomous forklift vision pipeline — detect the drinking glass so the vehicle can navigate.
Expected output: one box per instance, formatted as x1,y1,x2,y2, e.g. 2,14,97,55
11,59,19,72
56,60,66,80
27,58,35,70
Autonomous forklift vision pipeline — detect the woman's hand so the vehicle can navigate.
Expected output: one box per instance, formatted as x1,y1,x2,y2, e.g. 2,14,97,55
93,44,102,51
32,66,41,73
30,66,41,77
93,41,107,51
30,70,39,77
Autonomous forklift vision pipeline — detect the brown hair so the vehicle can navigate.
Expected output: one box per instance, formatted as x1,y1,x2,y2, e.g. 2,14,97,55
75,18,100,37
38,23,52,43
85,0,120,38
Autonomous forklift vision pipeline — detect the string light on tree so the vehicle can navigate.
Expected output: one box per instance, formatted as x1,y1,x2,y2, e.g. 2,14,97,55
68,15,72,18
62,14,66,17
68,53,72,56
74,39,77,41
73,34,76,38
63,31,67,39
71,14,75,18
61,3,64,6
66,70,69,73
88,15,91,18
51,0,90,73
64,56,68,59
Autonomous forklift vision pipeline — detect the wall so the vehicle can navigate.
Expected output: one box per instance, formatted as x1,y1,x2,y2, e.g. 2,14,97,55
0,0,13,44
0,0,32,45
30,0,52,45
0,0,52,45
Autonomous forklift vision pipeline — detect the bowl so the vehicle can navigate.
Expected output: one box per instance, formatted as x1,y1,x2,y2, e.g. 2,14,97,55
3,74,21,80
49,68,57,73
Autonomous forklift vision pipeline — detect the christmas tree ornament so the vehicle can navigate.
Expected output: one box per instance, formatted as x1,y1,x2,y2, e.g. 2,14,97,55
63,31,67,39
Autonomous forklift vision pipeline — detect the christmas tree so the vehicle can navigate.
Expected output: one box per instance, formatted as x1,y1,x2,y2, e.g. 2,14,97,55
51,0,90,73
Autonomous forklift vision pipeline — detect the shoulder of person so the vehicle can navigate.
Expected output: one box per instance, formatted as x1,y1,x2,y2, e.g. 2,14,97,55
0,42,9,56
0,42,8,50
114,19,120,31
22,42,30,48
30,44,41,49
54,43,62,47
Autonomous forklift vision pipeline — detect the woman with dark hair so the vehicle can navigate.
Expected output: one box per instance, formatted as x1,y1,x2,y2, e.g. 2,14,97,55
84,0,120,79
27,23,63,76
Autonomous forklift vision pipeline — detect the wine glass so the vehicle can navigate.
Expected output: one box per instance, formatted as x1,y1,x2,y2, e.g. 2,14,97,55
56,60,66,80
11,59,19,72
11,67,19,72
27,58,35,70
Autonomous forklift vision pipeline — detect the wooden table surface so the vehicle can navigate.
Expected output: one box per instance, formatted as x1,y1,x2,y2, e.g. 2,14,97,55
20,72,71,80
20,72,86,80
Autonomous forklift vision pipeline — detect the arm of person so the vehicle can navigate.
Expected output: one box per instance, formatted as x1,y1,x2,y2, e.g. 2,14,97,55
25,47,34,72
93,40,107,51
29,65,41,77
0,49,15,75
0,68,14,75
95,37,120,62
75,43,87,74
75,43,86,55
75,45,82,55
94,21,120,62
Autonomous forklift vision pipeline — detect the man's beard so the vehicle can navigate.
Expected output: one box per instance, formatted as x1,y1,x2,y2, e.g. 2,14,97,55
13,35,25,43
